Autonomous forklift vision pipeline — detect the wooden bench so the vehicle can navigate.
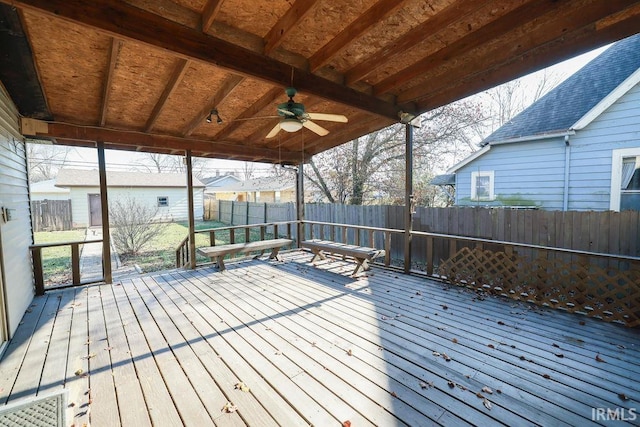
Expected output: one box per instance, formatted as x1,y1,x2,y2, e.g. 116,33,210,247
300,239,385,276
197,238,293,271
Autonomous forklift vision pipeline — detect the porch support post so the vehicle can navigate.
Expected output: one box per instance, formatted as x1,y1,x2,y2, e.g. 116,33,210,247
404,123,414,273
97,141,112,284
186,150,197,269
296,162,304,247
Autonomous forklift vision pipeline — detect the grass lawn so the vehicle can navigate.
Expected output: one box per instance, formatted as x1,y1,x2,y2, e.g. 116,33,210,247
33,229,86,284
118,220,279,273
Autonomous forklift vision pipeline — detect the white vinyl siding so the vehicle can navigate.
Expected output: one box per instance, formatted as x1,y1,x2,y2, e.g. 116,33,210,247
0,85,34,337
68,187,204,228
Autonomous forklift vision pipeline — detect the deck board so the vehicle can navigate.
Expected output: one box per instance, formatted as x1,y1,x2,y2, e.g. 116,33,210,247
1,252,638,426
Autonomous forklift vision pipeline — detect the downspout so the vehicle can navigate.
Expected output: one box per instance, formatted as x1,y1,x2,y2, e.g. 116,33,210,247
562,134,571,211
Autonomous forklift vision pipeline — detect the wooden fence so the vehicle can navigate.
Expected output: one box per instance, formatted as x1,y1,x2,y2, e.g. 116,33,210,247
31,199,72,232
210,201,639,258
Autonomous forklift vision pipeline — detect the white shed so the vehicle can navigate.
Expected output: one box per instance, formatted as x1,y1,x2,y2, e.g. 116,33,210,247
55,169,205,228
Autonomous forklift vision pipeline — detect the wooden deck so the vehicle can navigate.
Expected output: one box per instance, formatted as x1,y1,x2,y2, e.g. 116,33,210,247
1,251,638,426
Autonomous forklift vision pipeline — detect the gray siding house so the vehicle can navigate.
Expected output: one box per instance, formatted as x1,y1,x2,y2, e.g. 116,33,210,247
447,34,640,212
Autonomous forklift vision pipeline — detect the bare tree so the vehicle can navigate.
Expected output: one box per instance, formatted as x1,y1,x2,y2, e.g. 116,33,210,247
27,142,74,182
305,100,485,205
481,70,564,134
109,196,168,255
135,152,209,179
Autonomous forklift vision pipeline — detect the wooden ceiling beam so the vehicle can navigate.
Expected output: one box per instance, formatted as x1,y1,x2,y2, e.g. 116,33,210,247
344,0,483,85
99,37,121,126
145,58,190,132
415,8,640,112
308,0,408,72
374,0,560,96
403,0,640,106
21,118,302,163
8,0,405,120
182,74,244,136
201,0,224,32
215,86,282,139
263,0,320,54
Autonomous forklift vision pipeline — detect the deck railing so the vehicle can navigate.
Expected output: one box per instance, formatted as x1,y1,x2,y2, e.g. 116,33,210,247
30,239,104,295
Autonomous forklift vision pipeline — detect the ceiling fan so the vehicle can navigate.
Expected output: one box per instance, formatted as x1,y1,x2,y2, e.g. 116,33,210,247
265,87,348,139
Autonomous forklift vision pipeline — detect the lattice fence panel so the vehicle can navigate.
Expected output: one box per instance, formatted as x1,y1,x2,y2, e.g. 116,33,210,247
438,247,640,327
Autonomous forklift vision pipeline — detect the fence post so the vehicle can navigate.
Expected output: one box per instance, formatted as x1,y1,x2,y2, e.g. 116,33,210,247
31,247,45,295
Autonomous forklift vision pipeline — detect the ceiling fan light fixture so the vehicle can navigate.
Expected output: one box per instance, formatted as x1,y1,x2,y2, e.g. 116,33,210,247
280,117,303,132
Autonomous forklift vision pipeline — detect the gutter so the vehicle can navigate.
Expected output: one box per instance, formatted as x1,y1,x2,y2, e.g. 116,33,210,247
563,134,571,211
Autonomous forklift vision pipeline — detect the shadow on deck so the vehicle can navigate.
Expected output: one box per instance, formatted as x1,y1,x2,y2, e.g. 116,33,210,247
1,251,638,426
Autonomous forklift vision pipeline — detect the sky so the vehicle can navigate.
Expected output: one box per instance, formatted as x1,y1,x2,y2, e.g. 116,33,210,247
37,43,610,178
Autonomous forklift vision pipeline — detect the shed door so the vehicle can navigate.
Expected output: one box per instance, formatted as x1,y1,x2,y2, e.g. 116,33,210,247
88,194,102,226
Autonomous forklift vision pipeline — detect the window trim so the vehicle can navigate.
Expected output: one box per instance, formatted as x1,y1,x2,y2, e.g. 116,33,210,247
610,148,640,211
471,170,495,201
157,196,169,207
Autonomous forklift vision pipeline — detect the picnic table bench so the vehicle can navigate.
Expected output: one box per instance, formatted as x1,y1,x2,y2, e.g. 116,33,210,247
300,239,385,276
197,238,293,271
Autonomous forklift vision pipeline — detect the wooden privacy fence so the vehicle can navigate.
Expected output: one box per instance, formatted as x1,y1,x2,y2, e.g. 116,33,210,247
31,199,72,232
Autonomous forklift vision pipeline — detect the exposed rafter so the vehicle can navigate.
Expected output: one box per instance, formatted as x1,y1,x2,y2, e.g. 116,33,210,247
182,74,244,136
99,37,121,126
403,0,640,105
343,0,483,85
263,0,320,54
214,86,282,139
9,0,404,120
145,58,190,132
374,0,569,96
201,0,224,32
308,0,407,72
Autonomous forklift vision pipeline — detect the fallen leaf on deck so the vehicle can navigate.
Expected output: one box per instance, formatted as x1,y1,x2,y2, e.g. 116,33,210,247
235,382,250,392
456,384,467,391
390,391,398,397
554,353,564,358
68,402,76,408
447,381,455,389
543,374,551,379
442,353,451,362
476,392,484,398
74,369,84,377
416,291,422,296
497,321,505,326
483,398,492,410
496,389,502,394
482,386,493,394
432,352,441,357
442,305,448,310
222,402,238,413
347,349,353,356
595,354,606,363
419,382,428,389
617,344,626,350
552,343,560,348
618,393,629,401
343,421,351,427
519,356,526,361
487,344,495,349
81,353,96,360
452,338,458,344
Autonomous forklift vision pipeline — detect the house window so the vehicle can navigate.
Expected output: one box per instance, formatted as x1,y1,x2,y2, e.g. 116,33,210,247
611,148,640,211
157,196,169,207
471,171,494,201
275,191,281,203
620,156,640,210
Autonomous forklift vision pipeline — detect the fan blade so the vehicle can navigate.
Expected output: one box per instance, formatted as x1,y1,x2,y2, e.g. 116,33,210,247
266,122,281,139
303,120,329,136
277,108,296,117
306,112,348,123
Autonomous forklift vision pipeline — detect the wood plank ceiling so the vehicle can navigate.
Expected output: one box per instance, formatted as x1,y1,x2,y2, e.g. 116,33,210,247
1,0,639,164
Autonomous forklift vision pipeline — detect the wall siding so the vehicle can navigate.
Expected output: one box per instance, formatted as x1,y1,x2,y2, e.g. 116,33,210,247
455,82,640,211
69,186,204,228
0,85,34,336
455,138,568,209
